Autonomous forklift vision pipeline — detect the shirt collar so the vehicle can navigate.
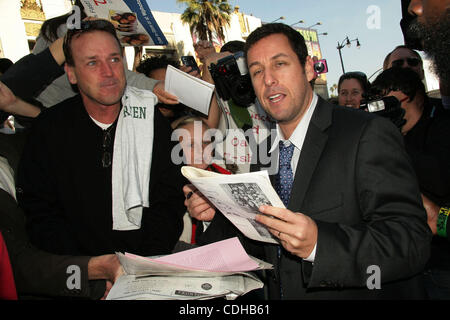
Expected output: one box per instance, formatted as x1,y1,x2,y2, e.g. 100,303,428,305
269,93,318,153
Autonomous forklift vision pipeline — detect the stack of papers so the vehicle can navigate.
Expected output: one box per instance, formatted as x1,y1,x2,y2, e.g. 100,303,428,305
106,237,272,300
164,65,215,115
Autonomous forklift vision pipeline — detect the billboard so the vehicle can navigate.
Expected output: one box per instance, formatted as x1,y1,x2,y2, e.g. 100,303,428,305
79,0,167,46
294,27,327,82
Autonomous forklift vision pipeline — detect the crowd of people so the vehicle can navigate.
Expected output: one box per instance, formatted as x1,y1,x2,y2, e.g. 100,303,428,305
0,0,449,301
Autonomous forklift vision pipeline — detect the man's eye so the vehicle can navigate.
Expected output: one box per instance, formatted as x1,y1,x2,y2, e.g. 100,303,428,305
87,61,96,66
252,69,262,77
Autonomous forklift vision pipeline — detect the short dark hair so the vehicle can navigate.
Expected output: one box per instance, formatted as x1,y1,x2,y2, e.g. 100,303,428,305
338,71,371,95
136,55,180,77
0,58,13,74
370,67,425,102
220,40,245,53
244,23,309,66
63,19,121,66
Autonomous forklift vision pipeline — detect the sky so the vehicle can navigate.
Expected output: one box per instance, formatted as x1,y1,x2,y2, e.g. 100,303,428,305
147,0,406,96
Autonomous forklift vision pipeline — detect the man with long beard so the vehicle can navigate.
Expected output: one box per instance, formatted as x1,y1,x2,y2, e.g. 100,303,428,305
408,0,450,109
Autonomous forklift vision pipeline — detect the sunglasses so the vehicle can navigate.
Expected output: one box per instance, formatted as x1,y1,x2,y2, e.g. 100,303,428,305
391,58,421,68
63,19,118,54
101,122,116,168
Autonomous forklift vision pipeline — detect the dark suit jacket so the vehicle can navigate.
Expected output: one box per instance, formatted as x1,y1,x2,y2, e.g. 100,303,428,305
199,97,432,299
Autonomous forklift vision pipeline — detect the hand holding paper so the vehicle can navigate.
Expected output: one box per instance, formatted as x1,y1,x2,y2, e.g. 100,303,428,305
164,65,215,115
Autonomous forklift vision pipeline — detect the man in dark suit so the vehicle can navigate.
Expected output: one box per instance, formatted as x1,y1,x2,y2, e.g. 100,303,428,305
184,23,432,299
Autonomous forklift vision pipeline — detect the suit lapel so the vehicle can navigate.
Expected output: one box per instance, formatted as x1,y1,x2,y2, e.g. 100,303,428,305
288,98,333,210
251,97,334,210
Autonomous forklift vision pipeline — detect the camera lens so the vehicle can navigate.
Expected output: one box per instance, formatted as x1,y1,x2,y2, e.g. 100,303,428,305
314,62,325,73
230,75,256,107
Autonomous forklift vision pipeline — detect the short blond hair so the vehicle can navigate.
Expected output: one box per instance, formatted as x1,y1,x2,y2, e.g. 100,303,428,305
171,115,208,130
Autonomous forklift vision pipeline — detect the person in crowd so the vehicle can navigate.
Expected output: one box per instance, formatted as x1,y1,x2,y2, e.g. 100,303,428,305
408,0,450,111
337,71,371,109
0,58,15,133
30,0,176,109
0,36,126,300
172,116,236,244
406,0,450,299
382,44,445,118
371,67,450,211
0,97,122,301
383,45,425,80
184,23,431,299
371,66,450,299
136,55,190,123
408,0,450,237
7,20,186,293
199,40,274,173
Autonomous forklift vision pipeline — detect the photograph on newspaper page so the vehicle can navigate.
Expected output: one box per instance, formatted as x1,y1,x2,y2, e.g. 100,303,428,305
181,166,285,244
79,0,167,46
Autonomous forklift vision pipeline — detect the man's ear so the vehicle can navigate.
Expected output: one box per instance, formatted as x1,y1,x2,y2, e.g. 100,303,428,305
304,56,316,82
64,63,77,85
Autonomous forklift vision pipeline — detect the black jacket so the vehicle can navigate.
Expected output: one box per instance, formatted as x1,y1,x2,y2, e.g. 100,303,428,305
198,98,432,299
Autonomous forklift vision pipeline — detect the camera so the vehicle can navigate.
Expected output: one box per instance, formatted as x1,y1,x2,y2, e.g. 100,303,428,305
181,55,200,73
313,59,328,75
359,95,406,129
208,51,256,108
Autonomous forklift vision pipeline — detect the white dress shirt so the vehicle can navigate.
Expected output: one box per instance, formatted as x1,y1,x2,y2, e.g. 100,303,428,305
269,93,319,262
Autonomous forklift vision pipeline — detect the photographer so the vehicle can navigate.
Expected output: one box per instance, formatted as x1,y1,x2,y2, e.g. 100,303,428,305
371,66,450,299
200,40,273,173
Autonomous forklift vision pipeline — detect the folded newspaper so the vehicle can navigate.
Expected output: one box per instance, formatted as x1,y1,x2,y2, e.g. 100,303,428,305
107,237,272,300
181,166,285,244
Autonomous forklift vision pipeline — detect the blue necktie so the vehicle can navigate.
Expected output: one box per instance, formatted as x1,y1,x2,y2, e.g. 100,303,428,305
275,141,295,207
274,141,295,299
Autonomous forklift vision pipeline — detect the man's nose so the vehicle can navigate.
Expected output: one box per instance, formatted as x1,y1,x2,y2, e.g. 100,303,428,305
408,0,423,17
264,70,277,87
100,61,114,76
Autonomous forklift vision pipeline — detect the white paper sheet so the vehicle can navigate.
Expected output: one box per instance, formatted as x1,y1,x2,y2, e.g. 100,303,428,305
106,273,263,300
164,65,215,115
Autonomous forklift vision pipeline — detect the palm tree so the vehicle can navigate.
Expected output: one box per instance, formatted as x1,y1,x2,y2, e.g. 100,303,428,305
177,0,232,43
330,83,338,97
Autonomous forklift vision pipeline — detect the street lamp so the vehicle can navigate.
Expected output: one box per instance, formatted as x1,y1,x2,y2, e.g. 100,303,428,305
336,36,361,74
318,32,328,36
306,22,322,29
271,16,285,23
290,19,304,27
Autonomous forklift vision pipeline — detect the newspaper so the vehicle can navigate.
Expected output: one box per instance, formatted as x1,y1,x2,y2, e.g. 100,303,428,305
79,0,167,46
107,237,272,300
106,273,263,300
181,166,285,244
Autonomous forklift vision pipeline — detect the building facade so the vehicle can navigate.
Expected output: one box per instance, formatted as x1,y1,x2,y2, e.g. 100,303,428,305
0,1,328,98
